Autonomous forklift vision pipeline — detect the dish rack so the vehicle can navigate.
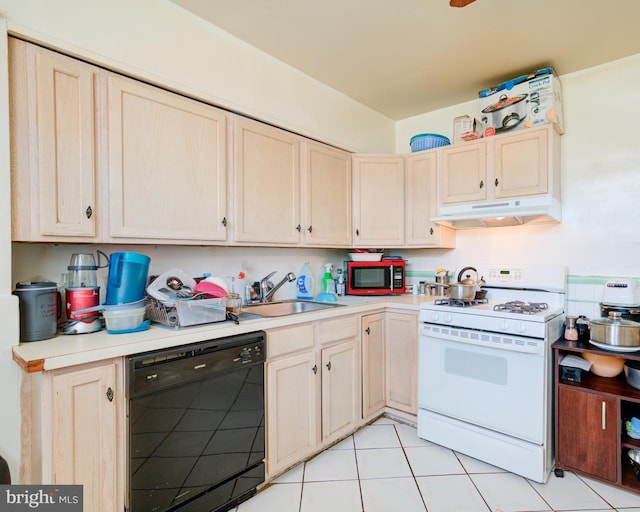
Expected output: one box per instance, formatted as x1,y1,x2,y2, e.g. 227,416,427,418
146,296,226,327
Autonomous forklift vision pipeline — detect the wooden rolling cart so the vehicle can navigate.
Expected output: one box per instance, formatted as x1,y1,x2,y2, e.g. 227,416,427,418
553,339,640,493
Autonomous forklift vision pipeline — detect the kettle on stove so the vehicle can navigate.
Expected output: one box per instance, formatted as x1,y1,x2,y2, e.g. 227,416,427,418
457,266,487,299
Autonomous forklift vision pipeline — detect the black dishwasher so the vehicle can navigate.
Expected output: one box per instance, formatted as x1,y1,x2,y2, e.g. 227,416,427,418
127,331,265,512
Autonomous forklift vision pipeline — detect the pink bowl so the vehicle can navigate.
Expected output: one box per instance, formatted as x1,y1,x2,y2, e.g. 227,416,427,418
193,281,228,299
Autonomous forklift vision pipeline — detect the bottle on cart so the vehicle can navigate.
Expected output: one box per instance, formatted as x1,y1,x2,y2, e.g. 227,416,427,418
564,315,579,342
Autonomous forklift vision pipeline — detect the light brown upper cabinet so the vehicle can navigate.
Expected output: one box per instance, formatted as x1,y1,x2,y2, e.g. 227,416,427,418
352,155,405,247
10,38,229,244
232,116,301,245
439,125,560,206
10,39,99,241
302,141,352,246
405,151,455,248
439,139,487,205
106,74,228,242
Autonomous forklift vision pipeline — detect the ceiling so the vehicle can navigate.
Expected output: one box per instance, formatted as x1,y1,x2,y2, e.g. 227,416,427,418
170,0,640,120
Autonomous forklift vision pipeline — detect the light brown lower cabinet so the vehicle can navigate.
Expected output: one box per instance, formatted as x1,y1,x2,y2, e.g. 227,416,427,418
265,316,360,477
361,312,386,419
20,358,124,512
385,312,418,415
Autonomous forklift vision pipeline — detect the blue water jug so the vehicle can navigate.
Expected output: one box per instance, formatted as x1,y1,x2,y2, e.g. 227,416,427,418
105,252,150,305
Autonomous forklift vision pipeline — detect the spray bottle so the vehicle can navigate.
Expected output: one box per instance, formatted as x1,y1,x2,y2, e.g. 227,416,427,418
316,263,337,302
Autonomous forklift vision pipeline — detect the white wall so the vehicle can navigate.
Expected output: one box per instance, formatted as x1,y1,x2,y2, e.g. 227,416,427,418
0,0,395,153
395,54,640,281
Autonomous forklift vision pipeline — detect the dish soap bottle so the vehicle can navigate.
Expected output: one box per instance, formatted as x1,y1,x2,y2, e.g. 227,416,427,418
296,262,315,300
316,263,337,302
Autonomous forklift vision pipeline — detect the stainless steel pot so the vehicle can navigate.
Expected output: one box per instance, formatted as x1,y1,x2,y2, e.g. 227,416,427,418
447,283,476,300
590,311,640,348
481,93,528,131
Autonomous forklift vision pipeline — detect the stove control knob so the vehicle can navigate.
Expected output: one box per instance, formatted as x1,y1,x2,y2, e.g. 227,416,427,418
430,313,440,322
499,320,509,331
444,314,453,323
515,323,526,333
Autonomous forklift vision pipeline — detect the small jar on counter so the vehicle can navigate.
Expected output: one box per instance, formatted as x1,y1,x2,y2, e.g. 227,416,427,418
226,292,242,315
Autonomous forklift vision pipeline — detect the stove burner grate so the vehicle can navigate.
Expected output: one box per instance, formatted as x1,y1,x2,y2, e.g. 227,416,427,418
493,301,549,315
434,298,489,308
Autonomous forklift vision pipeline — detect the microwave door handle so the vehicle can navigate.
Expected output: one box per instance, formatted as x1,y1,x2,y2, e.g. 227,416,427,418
390,264,395,292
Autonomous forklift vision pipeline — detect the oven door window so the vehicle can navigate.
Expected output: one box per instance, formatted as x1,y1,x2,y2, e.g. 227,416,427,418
418,334,546,444
351,267,390,289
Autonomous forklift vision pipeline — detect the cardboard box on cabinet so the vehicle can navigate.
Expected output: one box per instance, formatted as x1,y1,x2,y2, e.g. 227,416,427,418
479,67,564,137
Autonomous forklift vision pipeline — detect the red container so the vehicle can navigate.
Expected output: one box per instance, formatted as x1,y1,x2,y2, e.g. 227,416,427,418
66,287,100,320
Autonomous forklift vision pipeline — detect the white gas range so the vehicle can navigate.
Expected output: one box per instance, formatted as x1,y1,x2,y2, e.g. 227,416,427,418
417,264,566,483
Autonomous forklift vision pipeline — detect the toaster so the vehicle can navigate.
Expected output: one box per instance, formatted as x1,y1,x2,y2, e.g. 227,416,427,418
602,278,640,306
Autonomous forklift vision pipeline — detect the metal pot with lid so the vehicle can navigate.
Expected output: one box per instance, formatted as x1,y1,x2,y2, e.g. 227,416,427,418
589,311,640,349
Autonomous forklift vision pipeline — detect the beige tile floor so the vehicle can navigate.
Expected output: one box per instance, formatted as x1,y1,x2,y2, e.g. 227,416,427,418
236,417,640,512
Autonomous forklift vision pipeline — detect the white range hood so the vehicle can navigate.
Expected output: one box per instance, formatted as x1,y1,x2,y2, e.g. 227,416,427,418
432,195,562,229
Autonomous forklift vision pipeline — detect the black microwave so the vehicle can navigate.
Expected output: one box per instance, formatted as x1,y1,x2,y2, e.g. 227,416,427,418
346,259,405,295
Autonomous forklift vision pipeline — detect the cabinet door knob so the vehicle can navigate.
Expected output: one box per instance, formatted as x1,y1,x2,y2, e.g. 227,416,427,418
479,180,484,189
106,387,114,402
221,216,228,227
365,327,370,335
356,229,360,236
326,361,332,371
495,178,499,187
601,401,607,430
296,224,301,232
85,206,93,219
312,364,318,375
430,227,434,235
307,225,313,233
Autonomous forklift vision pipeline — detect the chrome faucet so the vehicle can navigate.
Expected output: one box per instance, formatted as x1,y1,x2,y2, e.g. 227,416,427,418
259,271,296,303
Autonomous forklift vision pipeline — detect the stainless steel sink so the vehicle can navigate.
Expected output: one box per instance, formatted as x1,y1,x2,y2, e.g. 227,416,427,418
242,300,344,317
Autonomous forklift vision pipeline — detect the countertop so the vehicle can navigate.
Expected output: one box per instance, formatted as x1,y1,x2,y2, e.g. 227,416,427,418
12,294,434,372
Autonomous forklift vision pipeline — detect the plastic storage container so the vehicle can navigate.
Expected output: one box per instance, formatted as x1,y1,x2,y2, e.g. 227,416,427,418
102,306,146,333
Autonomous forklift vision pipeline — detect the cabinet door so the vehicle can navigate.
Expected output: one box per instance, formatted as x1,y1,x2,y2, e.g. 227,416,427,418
322,339,359,443
107,73,228,241
362,312,386,418
385,312,418,415
50,360,123,512
439,140,487,205
233,116,301,244
557,387,617,482
266,351,320,475
405,151,455,248
352,155,404,247
303,141,352,246
493,127,548,198
11,40,98,240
